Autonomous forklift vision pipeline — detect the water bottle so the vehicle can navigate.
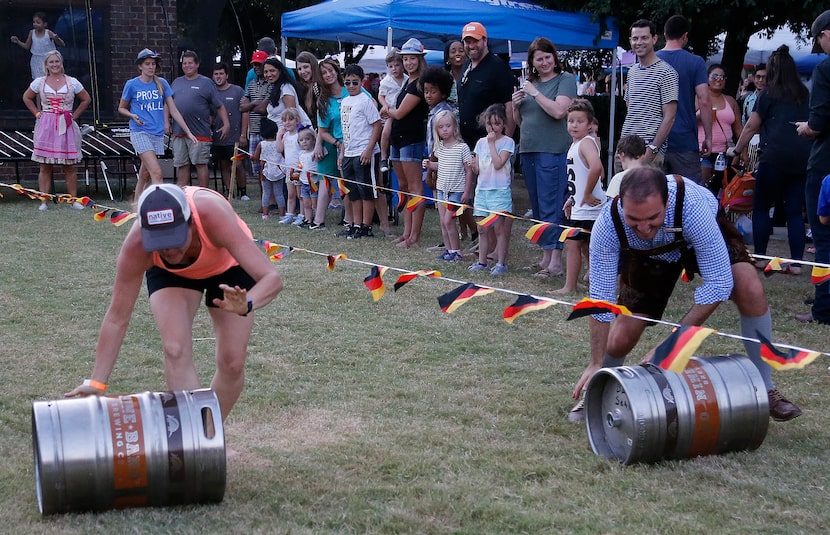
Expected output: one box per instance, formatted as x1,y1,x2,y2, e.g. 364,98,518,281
714,152,727,172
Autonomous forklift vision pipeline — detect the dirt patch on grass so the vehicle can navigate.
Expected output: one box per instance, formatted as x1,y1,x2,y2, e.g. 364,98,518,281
226,409,363,467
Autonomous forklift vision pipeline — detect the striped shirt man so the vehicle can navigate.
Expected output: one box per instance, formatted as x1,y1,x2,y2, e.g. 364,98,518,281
621,59,679,152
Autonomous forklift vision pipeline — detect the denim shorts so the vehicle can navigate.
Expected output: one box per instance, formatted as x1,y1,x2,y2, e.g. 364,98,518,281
391,141,426,163
130,131,164,156
473,188,512,216
436,190,463,204
300,183,318,199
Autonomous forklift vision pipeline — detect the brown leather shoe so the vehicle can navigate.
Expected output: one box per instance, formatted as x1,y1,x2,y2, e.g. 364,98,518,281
768,389,802,422
795,312,814,323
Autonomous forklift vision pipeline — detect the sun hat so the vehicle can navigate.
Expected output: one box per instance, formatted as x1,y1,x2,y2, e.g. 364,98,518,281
136,48,160,64
400,38,426,56
462,22,487,41
137,184,191,252
250,50,268,64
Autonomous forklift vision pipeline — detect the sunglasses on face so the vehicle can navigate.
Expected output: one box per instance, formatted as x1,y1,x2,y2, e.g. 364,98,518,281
709,73,725,81
344,80,361,86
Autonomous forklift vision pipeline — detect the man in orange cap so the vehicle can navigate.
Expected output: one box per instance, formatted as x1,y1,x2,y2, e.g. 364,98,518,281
457,21,516,149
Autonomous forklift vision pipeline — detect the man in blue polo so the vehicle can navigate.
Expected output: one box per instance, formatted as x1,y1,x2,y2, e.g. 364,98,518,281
657,15,711,183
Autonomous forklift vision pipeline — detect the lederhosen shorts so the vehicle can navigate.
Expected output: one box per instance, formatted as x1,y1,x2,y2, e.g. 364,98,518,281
613,175,752,320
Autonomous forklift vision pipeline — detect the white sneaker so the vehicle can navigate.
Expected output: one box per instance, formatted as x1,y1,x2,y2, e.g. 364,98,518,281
292,214,305,226
71,201,85,210
38,202,48,211
278,214,295,224
240,194,250,201
568,398,585,423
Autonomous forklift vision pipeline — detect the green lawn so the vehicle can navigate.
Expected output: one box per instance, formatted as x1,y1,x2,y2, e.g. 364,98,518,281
1,183,828,534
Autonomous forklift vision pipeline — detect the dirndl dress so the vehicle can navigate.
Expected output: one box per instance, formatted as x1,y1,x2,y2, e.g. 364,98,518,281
30,75,84,165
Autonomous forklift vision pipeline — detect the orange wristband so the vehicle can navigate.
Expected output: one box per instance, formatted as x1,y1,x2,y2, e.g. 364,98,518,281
83,379,107,392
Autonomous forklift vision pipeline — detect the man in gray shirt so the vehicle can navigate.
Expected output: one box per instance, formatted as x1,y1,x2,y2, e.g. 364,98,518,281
172,50,229,187
211,62,248,200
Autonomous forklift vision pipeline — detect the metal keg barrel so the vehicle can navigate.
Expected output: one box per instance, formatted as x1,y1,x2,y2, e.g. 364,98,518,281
32,388,225,515
584,355,769,464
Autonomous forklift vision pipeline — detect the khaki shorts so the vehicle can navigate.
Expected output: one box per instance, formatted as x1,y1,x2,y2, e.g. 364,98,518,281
172,136,212,166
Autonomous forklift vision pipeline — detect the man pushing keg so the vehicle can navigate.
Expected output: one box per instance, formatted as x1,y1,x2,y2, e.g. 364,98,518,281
66,184,283,420
568,166,801,423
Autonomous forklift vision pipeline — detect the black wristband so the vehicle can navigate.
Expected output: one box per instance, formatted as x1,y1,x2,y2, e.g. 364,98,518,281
241,299,253,316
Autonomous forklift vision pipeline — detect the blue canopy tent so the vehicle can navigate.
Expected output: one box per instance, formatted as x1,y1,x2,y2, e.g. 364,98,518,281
280,0,617,53
281,0,620,168
796,53,829,75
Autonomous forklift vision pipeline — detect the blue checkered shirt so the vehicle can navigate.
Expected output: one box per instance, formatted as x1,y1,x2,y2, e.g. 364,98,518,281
589,176,734,322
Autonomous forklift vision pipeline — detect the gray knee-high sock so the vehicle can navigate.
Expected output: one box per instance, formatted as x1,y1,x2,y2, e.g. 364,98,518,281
602,354,625,368
740,310,773,391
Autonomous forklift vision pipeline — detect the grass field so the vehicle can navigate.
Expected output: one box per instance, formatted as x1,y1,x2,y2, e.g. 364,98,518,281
1,180,829,534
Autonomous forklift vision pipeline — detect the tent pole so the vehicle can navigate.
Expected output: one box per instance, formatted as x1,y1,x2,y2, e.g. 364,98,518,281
607,54,618,175
281,36,287,66
387,27,392,49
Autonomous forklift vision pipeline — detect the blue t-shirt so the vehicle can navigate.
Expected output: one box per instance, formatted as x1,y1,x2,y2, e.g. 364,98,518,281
656,48,707,153
121,76,173,136
819,174,830,218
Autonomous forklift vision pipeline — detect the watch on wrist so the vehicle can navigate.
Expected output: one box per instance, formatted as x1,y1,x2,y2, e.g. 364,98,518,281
647,143,659,154
241,299,253,316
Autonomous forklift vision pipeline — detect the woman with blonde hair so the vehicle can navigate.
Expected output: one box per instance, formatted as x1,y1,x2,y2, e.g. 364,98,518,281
22,50,91,210
383,38,430,248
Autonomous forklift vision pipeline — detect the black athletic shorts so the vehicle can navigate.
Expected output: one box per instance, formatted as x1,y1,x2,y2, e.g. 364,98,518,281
145,265,255,307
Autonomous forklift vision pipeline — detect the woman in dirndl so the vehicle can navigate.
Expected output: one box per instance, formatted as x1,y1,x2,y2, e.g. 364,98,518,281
22,50,91,211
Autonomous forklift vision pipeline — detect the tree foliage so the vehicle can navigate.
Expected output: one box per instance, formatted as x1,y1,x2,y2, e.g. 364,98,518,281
537,0,827,94
182,0,828,93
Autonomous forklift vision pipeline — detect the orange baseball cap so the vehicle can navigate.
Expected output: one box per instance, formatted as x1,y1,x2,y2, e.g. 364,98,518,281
462,22,487,40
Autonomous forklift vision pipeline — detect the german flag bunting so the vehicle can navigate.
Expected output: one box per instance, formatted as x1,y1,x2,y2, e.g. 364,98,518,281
307,173,318,193
364,266,388,301
453,204,466,218
393,270,441,292
649,325,715,373
503,295,556,324
110,211,136,226
393,190,406,211
337,179,350,197
525,222,554,244
327,253,347,271
477,212,500,228
567,298,632,320
757,331,821,371
812,266,830,285
558,227,582,242
406,196,426,212
763,257,785,277
438,283,494,314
